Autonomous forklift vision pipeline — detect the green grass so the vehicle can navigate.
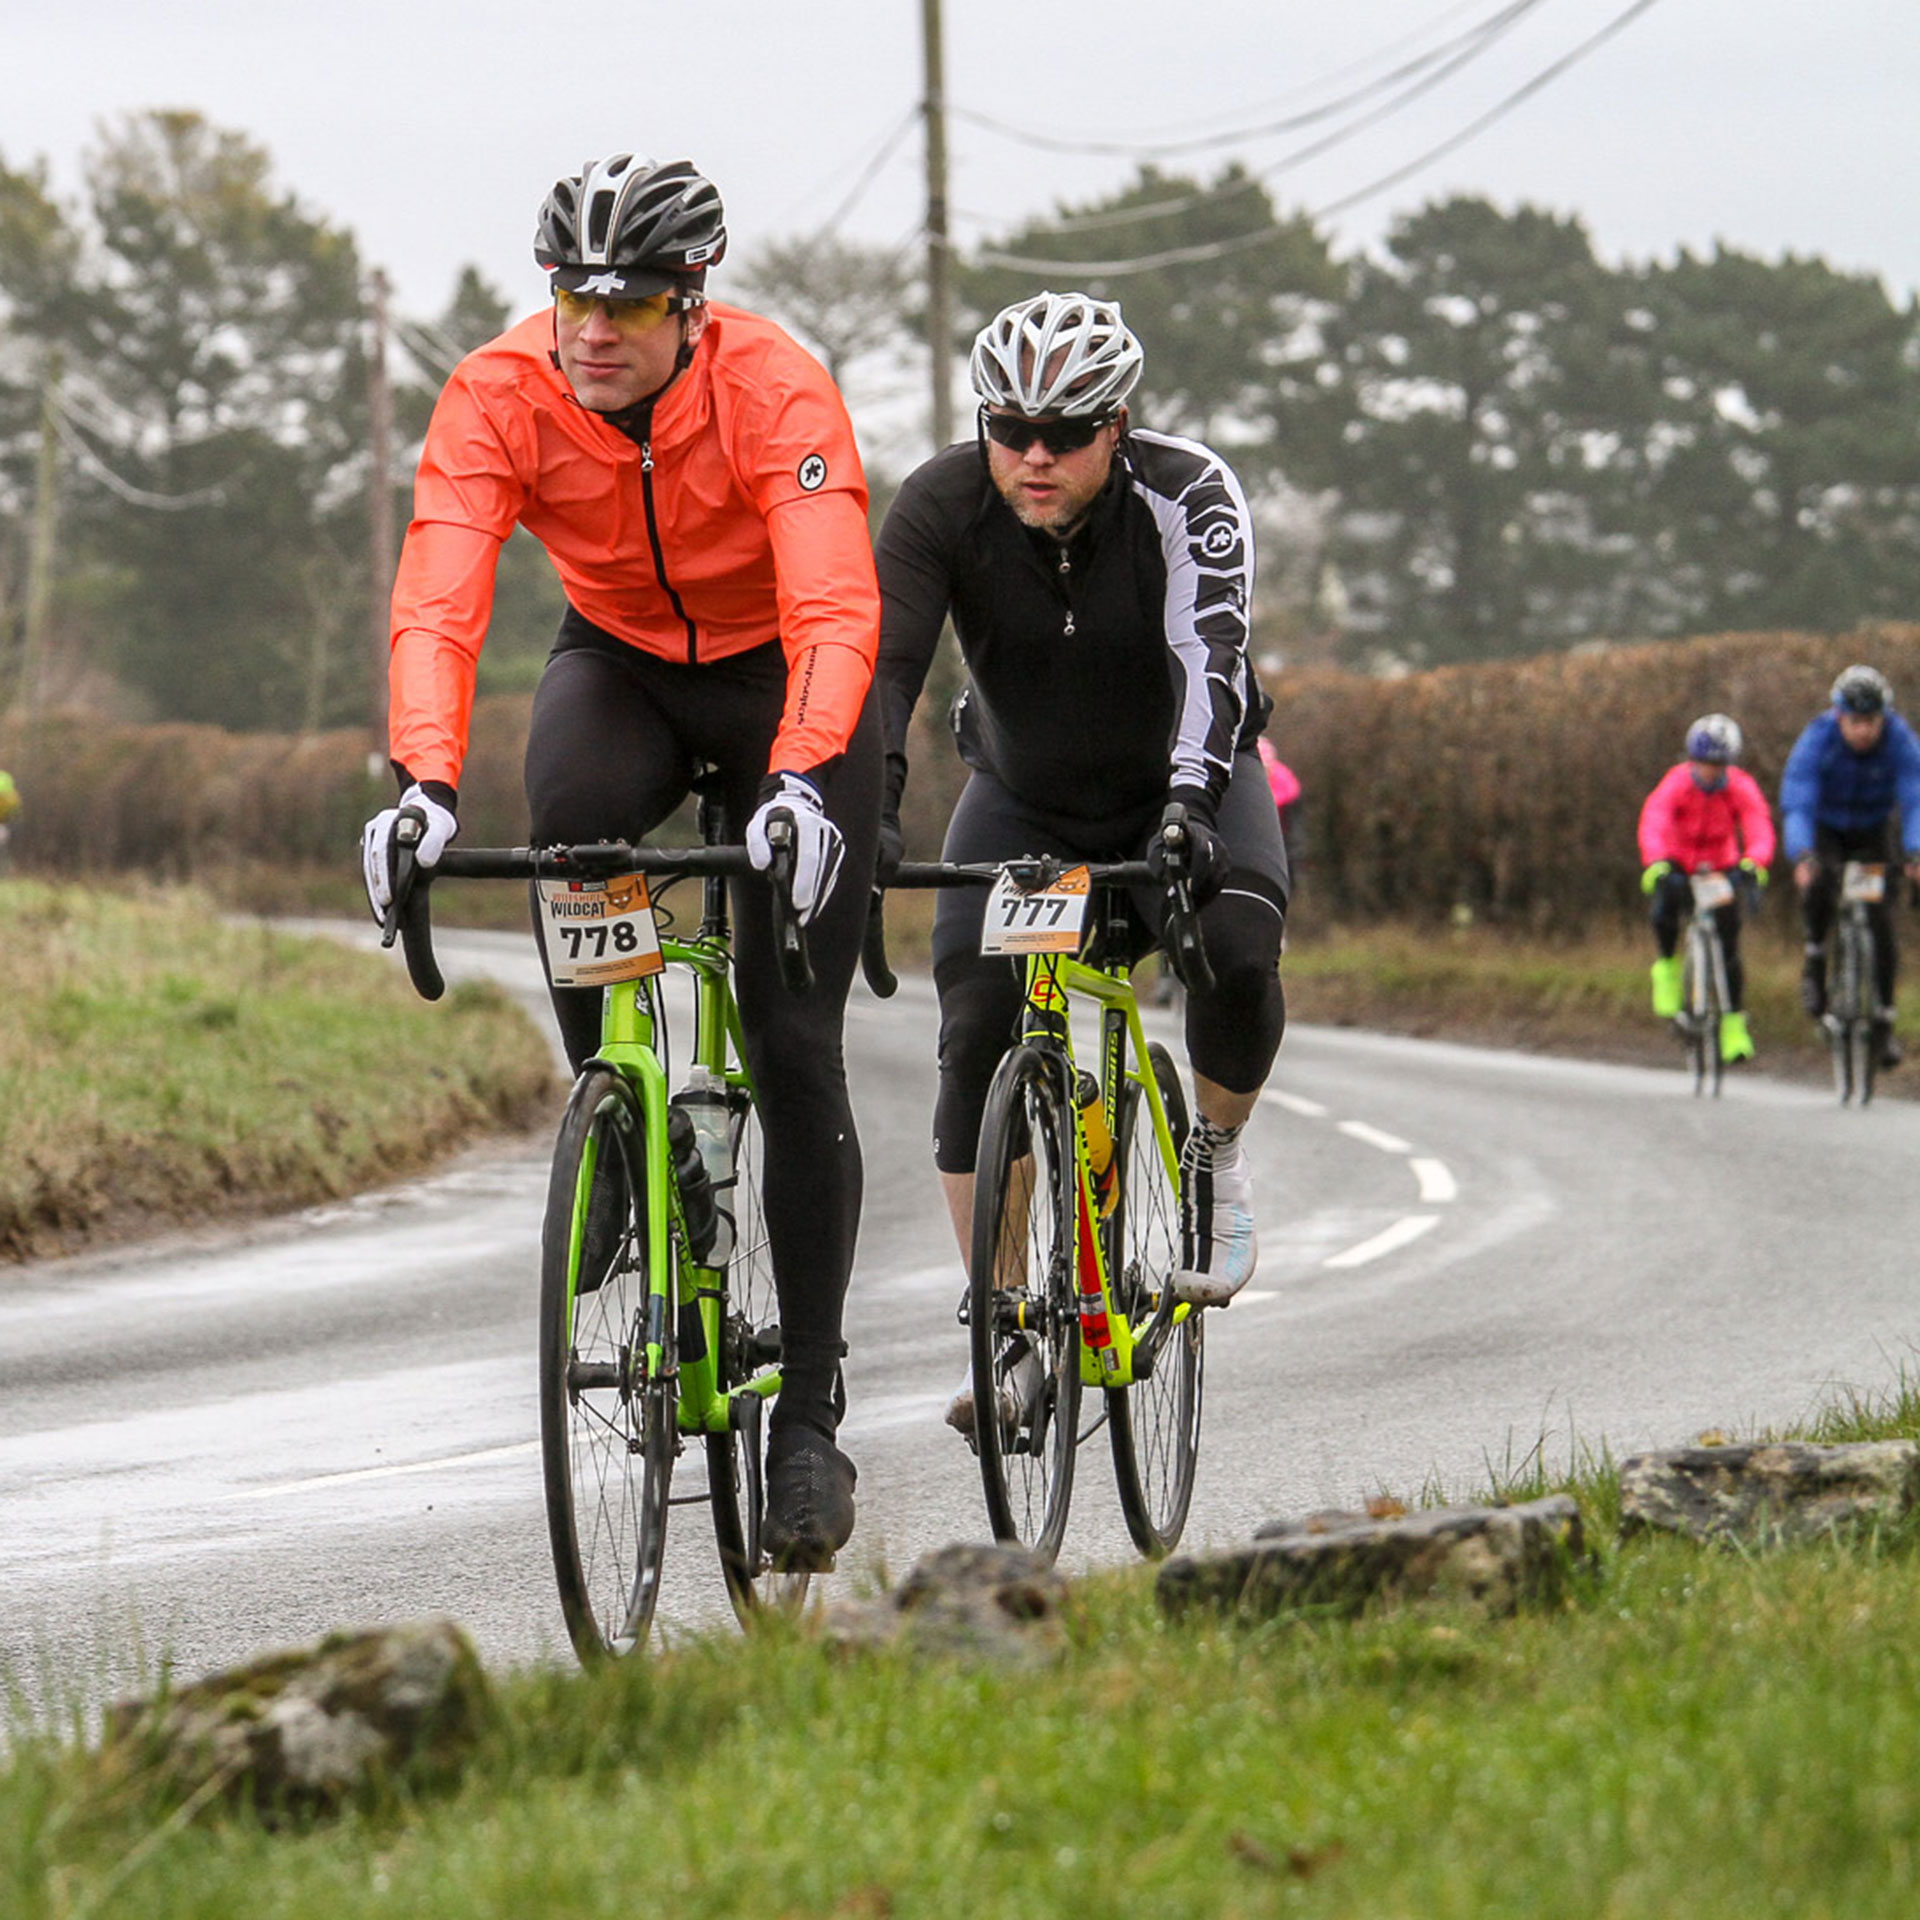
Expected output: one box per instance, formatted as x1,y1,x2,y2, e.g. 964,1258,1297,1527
9,1382,1920,1917
0,879,560,1261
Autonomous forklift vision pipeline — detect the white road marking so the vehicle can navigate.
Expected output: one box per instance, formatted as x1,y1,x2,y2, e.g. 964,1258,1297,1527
226,1440,539,1501
1337,1119,1413,1154
1263,1089,1329,1118
1323,1214,1441,1270
1411,1157,1459,1203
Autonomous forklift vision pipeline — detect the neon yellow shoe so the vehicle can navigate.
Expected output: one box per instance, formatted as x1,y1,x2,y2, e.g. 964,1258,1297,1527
1720,1010,1755,1063
1650,955,1683,1019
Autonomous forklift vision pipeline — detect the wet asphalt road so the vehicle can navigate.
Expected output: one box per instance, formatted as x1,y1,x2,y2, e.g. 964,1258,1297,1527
4,926,1918,1715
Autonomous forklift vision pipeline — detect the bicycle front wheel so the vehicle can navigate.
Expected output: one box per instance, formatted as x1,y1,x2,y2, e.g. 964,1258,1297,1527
970,1043,1081,1557
707,1089,810,1620
1108,1042,1202,1556
539,1065,675,1660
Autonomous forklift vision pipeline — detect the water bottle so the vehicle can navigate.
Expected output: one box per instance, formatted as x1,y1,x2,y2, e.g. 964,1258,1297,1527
665,1105,718,1264
1075,1071,1118,1217
672,1067,736,1266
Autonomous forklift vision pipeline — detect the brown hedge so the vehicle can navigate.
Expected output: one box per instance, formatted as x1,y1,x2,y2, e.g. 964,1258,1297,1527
1269,625,1920,935
5,626,1915,939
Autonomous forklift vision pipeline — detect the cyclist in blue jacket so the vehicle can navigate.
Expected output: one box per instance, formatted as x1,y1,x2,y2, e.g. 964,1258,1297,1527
1779,664,1920,1061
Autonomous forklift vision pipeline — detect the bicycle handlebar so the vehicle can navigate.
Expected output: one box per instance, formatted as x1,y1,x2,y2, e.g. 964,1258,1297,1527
862,828,1215,999
380,828,805,1003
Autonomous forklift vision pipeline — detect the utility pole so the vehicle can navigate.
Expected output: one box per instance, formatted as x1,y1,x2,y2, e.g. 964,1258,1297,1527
921,0,954,450
366,268,396,773
17,347,62,717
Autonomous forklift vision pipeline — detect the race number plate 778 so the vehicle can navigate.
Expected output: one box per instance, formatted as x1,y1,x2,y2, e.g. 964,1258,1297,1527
536,873,664,987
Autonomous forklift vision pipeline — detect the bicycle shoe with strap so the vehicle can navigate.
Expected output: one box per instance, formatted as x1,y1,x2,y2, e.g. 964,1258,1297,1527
1173,1117,1257,1307
1719,1009,1755,1063
1876,1015,1903,1070
762,1426,857,1572
1650,955,1683,1019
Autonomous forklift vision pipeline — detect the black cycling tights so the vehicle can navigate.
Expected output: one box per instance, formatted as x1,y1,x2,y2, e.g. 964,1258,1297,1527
524,630,882,1438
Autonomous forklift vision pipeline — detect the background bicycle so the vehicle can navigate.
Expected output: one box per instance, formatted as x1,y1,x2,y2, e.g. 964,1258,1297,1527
869,837,1210,1562
385,782,810,1658
1673,869,1738,1097
1821,859,1895,1107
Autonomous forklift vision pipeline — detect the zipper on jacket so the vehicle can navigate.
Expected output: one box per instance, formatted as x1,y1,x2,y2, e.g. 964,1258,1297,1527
1057,548,1075,639
638,437,699,660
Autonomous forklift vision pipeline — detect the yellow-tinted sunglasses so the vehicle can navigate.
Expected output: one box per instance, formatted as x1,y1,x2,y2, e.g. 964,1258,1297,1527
553,287,689,333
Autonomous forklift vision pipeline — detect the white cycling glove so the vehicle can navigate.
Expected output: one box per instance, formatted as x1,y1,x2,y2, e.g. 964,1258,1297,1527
745,772,845,926
361,783,458,923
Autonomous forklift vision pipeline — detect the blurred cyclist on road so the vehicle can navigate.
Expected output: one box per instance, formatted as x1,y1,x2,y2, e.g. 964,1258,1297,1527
1636,713,1775,1063
1779,664,1920,1066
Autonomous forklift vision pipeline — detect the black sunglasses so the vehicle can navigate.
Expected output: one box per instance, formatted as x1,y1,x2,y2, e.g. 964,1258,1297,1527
979,407,1115,456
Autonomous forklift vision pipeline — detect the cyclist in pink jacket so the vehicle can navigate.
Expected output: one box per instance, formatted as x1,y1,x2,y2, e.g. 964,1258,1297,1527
1637,713,1777,1061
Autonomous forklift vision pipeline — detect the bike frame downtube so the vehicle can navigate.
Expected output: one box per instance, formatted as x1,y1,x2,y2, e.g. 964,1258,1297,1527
1018,952,1183,1388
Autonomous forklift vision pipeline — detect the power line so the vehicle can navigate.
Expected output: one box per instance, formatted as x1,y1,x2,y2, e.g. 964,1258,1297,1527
972,0,1665,279
810,106,922,242
971,0,1548,247
952,0,1547,161
50,406,231,509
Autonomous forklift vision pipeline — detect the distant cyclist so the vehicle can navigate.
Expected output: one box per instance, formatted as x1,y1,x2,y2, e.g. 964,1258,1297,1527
359,154,881,1570
1779,664,1920,1065
1636,714,1775,1063
875,289,1288,1386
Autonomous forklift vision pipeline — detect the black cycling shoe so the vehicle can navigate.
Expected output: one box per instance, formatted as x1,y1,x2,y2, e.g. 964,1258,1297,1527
1800,959,1828,1021
762,1426,857,1572
1876,1021,1903,1070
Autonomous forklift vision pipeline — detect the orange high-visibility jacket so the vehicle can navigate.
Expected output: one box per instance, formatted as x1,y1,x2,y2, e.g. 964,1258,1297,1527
387,304,879,790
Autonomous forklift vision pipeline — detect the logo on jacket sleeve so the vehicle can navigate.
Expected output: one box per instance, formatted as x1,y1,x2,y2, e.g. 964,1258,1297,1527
797,453,828,492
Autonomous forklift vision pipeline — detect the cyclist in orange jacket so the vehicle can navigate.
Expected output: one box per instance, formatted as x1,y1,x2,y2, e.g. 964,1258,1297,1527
1636,713,1775,1062
359,155,880,1571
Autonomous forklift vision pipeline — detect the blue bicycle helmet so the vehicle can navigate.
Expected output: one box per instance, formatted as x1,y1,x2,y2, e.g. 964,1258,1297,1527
1685,713,1742,764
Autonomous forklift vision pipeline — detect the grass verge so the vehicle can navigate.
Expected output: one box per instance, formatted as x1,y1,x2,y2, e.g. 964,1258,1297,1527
6,1378,1920,1917
0,879,560,1262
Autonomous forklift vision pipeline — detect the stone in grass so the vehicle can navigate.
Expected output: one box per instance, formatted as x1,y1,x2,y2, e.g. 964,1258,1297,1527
818,1542,1069,1662
1618,1439,1920,1547
1155,1496,1586,1621
97,1617,492,1821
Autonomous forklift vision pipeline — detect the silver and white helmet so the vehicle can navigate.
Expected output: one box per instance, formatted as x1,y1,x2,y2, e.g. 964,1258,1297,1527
1685,713,1743,764
968,290,1143,419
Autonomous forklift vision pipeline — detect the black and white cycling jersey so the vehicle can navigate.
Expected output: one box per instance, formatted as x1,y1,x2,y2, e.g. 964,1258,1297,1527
875,427,1263,829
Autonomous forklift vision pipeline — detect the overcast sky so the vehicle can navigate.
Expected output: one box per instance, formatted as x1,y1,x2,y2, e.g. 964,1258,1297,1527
8,0,1917,326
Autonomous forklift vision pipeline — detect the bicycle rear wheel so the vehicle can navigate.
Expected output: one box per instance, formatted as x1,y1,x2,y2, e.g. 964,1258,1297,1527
539,1065,675,1660
970,1043,1081,1557
1108,1042,1202,1557
708,1087,811,1619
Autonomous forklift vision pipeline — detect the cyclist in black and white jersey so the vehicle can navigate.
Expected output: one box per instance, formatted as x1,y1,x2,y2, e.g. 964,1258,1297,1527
875,291,1288,1406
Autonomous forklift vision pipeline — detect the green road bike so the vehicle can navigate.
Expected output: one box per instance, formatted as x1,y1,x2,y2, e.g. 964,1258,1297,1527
386,772,812,1659
870,826,1212,1561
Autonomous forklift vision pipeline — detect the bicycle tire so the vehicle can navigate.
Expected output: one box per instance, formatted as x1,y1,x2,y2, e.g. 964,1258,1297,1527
1682,926,1710,1097
970,1042,1081,1557
540,1065,675,1660
1107,1042,1202,1557
707,1089,811,1620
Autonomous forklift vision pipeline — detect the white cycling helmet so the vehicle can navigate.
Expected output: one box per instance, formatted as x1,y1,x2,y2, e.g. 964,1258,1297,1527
968,290,1143,419
1685,713,1743,764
